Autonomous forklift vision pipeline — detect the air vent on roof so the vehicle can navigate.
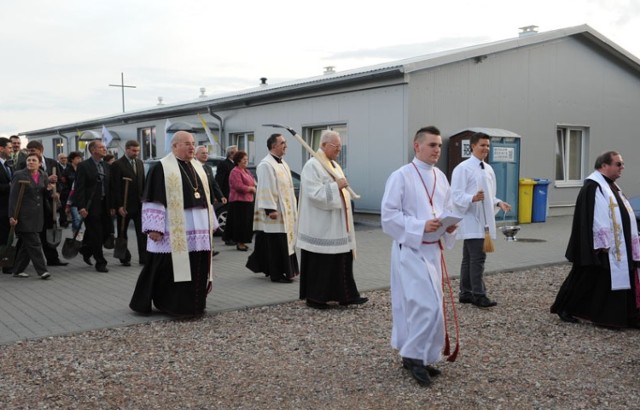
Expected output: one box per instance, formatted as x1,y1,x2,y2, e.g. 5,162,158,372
260,77,268,86
199,87,207,98
157,96,164,106
324,66,335,75
519,25,539,37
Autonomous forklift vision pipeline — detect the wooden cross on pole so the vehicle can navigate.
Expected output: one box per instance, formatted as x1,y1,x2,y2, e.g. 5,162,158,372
109,72,136,113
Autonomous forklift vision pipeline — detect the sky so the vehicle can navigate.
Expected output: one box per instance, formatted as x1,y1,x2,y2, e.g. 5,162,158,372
1,0,639,137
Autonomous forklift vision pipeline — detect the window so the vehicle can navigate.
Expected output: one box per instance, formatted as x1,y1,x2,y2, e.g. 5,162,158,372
555,126,587,184
138,126,156,159
230,132,255,164
52,137,64,157
304,124,348,171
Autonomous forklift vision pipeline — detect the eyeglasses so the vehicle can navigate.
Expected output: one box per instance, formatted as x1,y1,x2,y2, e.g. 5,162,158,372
326,143,341,149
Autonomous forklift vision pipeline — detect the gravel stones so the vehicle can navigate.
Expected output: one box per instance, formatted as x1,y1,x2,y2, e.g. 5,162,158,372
1,264,638,409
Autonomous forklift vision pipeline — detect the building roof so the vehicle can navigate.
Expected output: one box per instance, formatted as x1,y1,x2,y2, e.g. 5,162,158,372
22,24,640,137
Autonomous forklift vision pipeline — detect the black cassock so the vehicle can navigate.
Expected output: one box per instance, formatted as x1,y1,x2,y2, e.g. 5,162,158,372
551,178,639,328
129,159,212,316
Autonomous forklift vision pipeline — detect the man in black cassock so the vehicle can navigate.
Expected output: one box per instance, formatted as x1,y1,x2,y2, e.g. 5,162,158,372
551,150,640,328
129,131,217,317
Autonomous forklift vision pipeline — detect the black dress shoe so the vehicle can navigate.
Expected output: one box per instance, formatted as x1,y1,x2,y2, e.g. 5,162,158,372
82,254,93,266
459,295,473,304
425,365,442,377
306,300,329,309
402,358,441,378
47,261,68,266
95,265,109,273
224,240,236,246
558,310,579,323
212,251,220,257
472,295,498,308
402,358,432,386
339,297,369,306
272,277,293,283
121,261,131,267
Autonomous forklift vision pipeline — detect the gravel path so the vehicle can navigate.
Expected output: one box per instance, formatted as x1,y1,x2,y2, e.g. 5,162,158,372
1,264,638,409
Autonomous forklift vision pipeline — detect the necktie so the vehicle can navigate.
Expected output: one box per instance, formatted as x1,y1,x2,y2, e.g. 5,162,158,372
131,159,137,174
97,161,105,197
4,163,11,178
480,162,485,169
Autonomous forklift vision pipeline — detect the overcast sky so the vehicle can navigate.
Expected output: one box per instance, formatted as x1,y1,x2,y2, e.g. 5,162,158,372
1,0,639,136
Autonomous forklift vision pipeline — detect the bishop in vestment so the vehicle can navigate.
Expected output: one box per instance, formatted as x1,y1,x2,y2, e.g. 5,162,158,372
381,126,459,386
129,131,217,317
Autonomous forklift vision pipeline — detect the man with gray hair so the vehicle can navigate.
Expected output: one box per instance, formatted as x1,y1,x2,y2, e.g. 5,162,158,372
297,130,367,308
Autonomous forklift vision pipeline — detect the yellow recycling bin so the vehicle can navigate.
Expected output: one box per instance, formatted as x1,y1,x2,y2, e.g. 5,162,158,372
518,178,536,224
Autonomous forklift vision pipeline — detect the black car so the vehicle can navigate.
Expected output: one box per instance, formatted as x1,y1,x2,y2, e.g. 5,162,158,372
628,195,640,229
214,166,301,235
143,157,301,235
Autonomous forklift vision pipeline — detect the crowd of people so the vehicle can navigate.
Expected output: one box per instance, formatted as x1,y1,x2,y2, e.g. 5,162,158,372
0,137,148,277
3,127,637,388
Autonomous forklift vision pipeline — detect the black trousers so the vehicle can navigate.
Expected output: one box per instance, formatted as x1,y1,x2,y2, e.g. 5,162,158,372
81,198,110,267
116,211,147,264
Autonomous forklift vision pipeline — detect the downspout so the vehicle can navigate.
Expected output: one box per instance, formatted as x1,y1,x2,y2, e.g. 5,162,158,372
57,131,73,152
207,107,224,155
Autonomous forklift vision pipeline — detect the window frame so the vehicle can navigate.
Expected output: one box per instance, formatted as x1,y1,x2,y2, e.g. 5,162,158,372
303,124,348,172
555,125,588,187
229,132,255,165
138,126,157,160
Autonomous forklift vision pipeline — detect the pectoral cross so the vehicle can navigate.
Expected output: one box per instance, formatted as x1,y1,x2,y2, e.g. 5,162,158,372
609,196,622,262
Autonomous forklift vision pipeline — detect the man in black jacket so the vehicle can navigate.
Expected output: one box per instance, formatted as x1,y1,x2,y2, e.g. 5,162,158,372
215,145,237,245
0,138,13,273
110,140,146,266
74,140,112,272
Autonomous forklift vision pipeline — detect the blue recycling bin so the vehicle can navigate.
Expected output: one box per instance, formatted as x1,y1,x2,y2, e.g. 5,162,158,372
532,178,550,222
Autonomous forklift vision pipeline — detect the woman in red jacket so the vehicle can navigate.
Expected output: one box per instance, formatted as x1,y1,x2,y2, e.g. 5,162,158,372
227,151,256,251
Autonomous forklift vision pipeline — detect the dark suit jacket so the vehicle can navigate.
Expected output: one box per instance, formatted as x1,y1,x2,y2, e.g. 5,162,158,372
74,157,111,214
110,156,145,214
9,169,47,233
215,158,235,198
201,161,224,203
0,159,11,218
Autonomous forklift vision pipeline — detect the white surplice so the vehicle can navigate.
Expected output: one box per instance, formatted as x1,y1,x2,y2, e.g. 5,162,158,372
253,154,298,255
381,158,457,365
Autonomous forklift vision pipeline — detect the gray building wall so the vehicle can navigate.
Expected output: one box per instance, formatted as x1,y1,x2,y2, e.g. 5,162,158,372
406,36,640,214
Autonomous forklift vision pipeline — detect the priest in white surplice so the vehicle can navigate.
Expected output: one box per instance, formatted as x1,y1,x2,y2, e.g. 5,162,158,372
381,126,459,387
246,133,299,283
297,130,368,309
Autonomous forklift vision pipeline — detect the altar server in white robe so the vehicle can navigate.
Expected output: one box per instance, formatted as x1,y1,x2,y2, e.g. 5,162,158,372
381,126,459,387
